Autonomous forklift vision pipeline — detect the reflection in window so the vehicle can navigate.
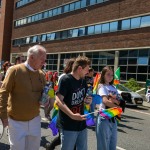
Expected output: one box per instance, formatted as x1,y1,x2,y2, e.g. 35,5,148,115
141,16,150,27
53,9,58,16
57,7,62,15
62,31,68,39
43,11,48,18
51,33,55,40
78,28,85,36
137,57,148,65
90,0,96,5
97,0,104,3
64,5,70,13
95,24,101,34
41,35,46,41
75,1,80,10
70,3,75,11
87,26,95,35
110,21,118,32
72,29,78,37
81,0,86,8
102,23,109,33
131,17,141,29
26,37,30,44
122,19,130,30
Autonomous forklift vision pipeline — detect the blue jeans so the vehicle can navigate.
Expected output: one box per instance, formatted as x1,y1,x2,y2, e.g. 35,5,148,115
60,128,87,150
96,114,117,150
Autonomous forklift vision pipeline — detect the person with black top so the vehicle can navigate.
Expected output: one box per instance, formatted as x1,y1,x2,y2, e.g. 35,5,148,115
55,56,92,150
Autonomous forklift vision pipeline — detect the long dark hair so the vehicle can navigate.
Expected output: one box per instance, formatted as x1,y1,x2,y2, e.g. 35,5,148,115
63,58,75,74
99,66,114,85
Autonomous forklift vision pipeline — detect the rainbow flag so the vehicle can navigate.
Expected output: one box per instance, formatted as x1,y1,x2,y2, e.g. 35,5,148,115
99,107,122,120
48,102,59,136
84,104,95,126
93,73,101,94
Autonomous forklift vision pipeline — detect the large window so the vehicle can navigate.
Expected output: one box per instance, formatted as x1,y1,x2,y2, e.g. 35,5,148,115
119,49,150,82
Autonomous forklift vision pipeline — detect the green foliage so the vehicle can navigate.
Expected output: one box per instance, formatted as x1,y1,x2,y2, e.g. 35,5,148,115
123,78,141,92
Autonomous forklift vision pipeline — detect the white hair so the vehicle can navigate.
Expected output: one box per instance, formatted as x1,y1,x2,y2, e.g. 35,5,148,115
27,45,46,59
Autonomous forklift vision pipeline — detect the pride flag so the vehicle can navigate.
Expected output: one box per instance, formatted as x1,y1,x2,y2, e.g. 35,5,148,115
48,102,59,136
84,104,95,126
99,107,122,120
93,73,101,94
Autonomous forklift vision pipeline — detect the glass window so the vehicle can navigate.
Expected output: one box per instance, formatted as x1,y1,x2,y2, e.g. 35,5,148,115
119,51,128,57
137,74,147,82
128,66,137,73
128,50,138,57
122,19,130,30
107,59,114,65
38,13,42,20
99,59,107,65
78,28,85,36
120,73,126,80
55,32,61,40
32,36,37,43
75,1,80,10
139,49,148,57
57,7,62,15
62,31,68,39
26,37,30,44
72,29,79,37
53,8,58,16
87,26,95,35
51,33,55,40
48,10,52,17
64,5,69,13
70,3,75,11
120,66,127,72
41,34,46,41
31,16,35,22
137,57,148,65
95,24,101,34
81,0,86,8
127,74,137,80
97,0,104,3
35,14,39,21
119,58,127,65
141,16,150,27
128,58,137,64
43,11,48,18
110,21,118,32
137,66,148,73
102,23,109,33
27,16,32,23
131,17,141,29
90,0,96,5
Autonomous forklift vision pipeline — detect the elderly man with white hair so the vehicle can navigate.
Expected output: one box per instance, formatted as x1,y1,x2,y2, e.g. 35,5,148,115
0,45,47,150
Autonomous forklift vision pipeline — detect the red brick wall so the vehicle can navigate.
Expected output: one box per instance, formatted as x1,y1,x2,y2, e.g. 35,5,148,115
0,0,14,61
11,0,150,53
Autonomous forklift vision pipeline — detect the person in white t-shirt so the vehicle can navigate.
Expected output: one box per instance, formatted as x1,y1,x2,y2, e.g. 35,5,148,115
96,66,121,150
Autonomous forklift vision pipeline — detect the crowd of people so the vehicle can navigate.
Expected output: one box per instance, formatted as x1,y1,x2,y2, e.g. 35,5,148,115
0,44,123,150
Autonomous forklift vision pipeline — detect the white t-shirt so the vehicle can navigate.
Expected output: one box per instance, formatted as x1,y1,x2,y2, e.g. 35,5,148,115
98,84,118,110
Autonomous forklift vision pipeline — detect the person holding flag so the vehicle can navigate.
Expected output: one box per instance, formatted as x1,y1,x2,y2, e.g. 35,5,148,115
96,66,122,150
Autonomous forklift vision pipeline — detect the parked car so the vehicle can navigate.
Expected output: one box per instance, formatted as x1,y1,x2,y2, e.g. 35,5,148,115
146,88,150,103
116,84,143,106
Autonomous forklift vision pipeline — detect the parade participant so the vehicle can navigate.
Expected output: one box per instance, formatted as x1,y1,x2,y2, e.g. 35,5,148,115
43,71,55,121
55,56,92,150
1,61,12,81
46,58,76,150
0,45,46,150
96,66,121,150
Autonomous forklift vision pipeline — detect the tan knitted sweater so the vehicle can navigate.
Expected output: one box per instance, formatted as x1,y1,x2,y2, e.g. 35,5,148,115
0,64,46,121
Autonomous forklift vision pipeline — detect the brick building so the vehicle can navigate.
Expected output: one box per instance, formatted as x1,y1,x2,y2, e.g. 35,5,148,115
1,0,150,82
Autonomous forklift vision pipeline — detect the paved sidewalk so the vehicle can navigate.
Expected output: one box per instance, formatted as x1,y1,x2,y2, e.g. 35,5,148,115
143,100,150,108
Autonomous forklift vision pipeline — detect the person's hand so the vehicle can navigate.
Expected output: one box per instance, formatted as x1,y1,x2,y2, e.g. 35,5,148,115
70,113,86,121
84,96,92,105
2,118,8,128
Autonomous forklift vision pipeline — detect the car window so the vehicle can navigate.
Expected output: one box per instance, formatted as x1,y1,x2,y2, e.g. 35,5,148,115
117,84,131,92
